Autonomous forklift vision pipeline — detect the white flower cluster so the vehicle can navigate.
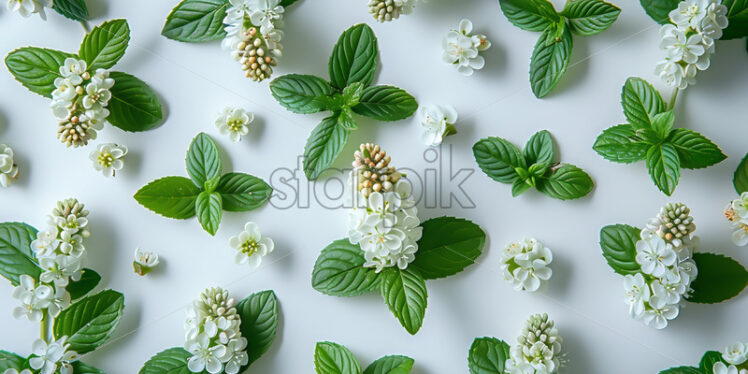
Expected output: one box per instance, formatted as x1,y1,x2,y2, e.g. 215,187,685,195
89,143,128,177
442,19,491,76
215,107,254,142
505,313,563,374
25,337,78,374
0,143,20,187
725,192,748,246
229,221,274,268
6,0,52,19
51,58,114,147
223,0,284,82
655,0,728,89
623,203,699,329
418,105,457,147
346,143,423,273
715,341,748,374
500,238,553,293
367,0,418,22
184,287,248,374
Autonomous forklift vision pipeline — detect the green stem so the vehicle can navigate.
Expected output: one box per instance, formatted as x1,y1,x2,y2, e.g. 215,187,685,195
81,21,90,33
668,88,680,110
40,313,49,342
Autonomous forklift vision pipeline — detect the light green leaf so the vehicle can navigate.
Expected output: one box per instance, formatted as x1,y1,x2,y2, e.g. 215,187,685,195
512,178,533,197
52,0,89,21
338,106,358,131
667,128,726,170
0,222,40,286
303,114,349,180
71,361,105,374
236,290,279,365
195,191,222,236
66,268,101,300
329,24,378,90
621,77,666,130
0,350,26,371
314,342,362,374
536,164,594,200
162,0,229,42
472,136,526,184
651,111,674,139
592,124,649,163
721,0,748,40
312,239,380,297
639,0,680,24
363,355,414,374
599,224,641,275
53,290,125,354
523,129,554,166
270,74,335,114
529,23,573,98
468,337,511,374
561,0,621,36
498,0,560,32
79,19,130,71
5,47,75,98
343,82,364,107
215,172,272,212
186,133,222,187
646,143,680,196
352,85,418,122
380,267,428,335
107,72,164,132
700,351,727,374
139,347,193,374
734,153,748,194
688,253,748,304
410,217,485,280
134,176,201,219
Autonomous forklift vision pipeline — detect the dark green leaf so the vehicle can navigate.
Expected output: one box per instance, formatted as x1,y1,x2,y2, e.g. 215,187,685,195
195,191,222,236
498,0,560,32
599,224,641,275
236,290,279,365
5,47,75,98
468,337,511,374
328,24,378,89
651,111,674,139
410,217,485,280
107,72,164,132
139,347,193,374
529,23,573,98
536,164,594,200
162,0,229,42
270,74,335,114
592,124,649,163
53,290,125,354
646,143,680,196
0,350,26,371
688,253,748,304
523,129,554,166
364,355,414,374
215,172,272,212
71,361,106,374
52,0,89,21
0,222,40,286
639,0,680,24
314,342,362,374
621,77,666,130
351,85,418,122
134,176,201,219
312,239,380,297
472,137,526,184
722,0,748,40
79,19,130,70
734,153,748,194
186,133,222,187
700,351,726,374
280,0,300,6
658,367,700,374
303,114,349,180
66,268,101,300
667,128,726,170
561,0,621,36
380,268,428,335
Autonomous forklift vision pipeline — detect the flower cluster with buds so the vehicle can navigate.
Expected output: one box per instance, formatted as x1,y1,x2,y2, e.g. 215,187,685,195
0,143,20,187
442,19,491,76
624,203,699,329
7,0,52,19
655,0,728,89
505,313,564,374
715,341,748,374
184,287,248,374
347,143,422,272
725,192,748,246
500,238,553,293
222,0,285,82
367,0,417,22
133,248,160,276
50,58,114,147
418,105,457,147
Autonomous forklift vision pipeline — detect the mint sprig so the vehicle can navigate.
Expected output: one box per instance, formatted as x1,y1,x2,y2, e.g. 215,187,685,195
134,133,272,236
639,0,748,40
270,24,418,180
499,0,621,98
314,341,415,374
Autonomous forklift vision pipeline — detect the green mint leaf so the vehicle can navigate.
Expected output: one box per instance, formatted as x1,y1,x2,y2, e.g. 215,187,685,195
134,176,201,219
203,175,220,193
599,224,641,275
592,124,649,163
0,351,26,371
53,290,124,354
529,23,573,98
523,129,554,166
236,290,279,365
498,0,560,32
651,111,675,139
0,222,40,286
561,0,621,36
329,23,378,90
639,0,679,24
303,114,349,180
380,267,428,335
79,19,130,71
468,337,511,374
364,356,414,374
351,85,418,122
5,47,75,98
52,0,89,21
315,342,362,374
512,178,533,197
658,367,701,374
66,268,101,300
162,0,229,42
646,143,680,196
472,136,526,184
338,106,358,131
195,191,222,236
216,172,272,212
312,239,380,297
71,361,105,374
280,0,300,6
667,128,726,169
536,164,594,200
107,72,164,132
409,217,486,280
721,0,748,40
734,153,748,194
343,82,364,107
186,132,222,187
700,351,727,374
270,74,335,114
621,77,666,130
688,253,748,304
139,347,192,374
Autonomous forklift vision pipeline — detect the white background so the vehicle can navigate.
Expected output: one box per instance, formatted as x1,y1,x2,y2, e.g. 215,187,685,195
1,0,748,373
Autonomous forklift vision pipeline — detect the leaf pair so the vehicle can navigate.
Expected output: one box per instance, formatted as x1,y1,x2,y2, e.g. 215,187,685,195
311,217,486,334
499,0,621,98
473,130,594,200
467,337,511,374
593,77,726,196
599,224,748,304
314,341,414,374
270,24,418,180
134,133,272,235
140,290,279,373
5,19,164,133
658,350,728,374
639,0,748,40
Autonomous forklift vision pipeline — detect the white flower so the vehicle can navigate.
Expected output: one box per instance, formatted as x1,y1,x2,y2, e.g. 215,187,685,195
59,58,87,85
641,295,679,329
732,223,748,246
223,338,249,374
52,78,78,102
442,19,489,76
702,1,729,38
31,228,59,257
724,342,748,365
507,313,562,373
669,0,710,29
29,337,76,374
651,279,684,305
3,369,33,374
418,105,457,146
635,235,676,277
713,362,740,374
0,144,19,188
7,0,52,19
12,275,46,321
660,26,705,64
186,333,227,374
89,143,127,177
500,238,553,292
623,273,650,318
215,107,254,142
133,248,160,276
229,222,274,268
248,0,284,34
83,76,114,110
655,59,697,89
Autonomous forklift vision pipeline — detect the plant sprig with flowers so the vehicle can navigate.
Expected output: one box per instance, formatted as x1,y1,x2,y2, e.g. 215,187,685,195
7,0,91,23
269,24,418,180
140,287,279,374
659,342,748,374
135,132,273,236
640,0,748,40
311,143,486,334
5,19,164,148
498,0,621,98
0,198,125,373
313,341,415,374
468,313,564,374
725,154,748,246
600,202,748,330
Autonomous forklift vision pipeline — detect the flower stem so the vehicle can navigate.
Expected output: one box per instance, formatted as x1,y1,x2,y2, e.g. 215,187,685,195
668,88,680,110
40,313,49,342
80,21,91,33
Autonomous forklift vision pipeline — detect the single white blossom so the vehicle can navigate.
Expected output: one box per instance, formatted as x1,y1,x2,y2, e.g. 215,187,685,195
229,222,274,268
215,107,254,142
623,273,650,318
248,0,284,35
500,238,553,292
133,248,160,276
0,143,19,187
669,0,710,29
418,104,457,146
29,337,76,374
82,76,114,110
7,0,52,19
661,26,705,64
635,234,676,277
89,143,127,177
724,342,748,365
442,19,489,76
641,295,679,329
713,362,740,374
223,338,249,374
59,58,87,85
187,333,227,374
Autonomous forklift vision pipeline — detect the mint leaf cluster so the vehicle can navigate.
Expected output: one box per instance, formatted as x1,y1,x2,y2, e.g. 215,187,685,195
593,77,726,196
473,130,594,200
314,341,414,374
134,133,272,236
640,0,748,40
270,24,418,180
498,0,621,98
